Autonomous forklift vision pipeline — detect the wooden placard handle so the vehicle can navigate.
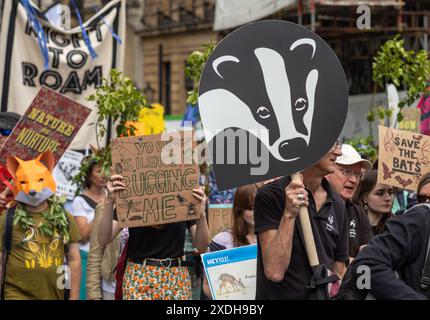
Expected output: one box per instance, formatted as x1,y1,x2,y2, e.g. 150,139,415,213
291,173,319,267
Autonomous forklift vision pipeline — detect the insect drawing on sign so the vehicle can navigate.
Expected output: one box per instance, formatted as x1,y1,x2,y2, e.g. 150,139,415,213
118,199,142,219
128,215,143,222
176,194,198,217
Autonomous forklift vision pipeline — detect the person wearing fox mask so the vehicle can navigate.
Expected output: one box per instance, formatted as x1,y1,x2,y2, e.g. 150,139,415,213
0,151,81,300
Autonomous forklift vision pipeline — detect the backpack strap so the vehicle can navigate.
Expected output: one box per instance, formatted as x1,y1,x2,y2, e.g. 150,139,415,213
1,206,17,300
78,194,97,210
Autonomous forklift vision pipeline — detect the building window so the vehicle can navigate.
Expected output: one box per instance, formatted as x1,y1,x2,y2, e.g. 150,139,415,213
162,62,171,115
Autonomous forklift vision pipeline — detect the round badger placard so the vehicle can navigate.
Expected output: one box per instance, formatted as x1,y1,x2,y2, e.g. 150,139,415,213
198,20,348,191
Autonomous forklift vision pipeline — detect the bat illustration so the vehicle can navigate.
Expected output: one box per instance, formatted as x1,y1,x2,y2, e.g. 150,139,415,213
382,162,393,180
383,128,396,153
413,135,423,141
177,194,186,204
394,175,413,188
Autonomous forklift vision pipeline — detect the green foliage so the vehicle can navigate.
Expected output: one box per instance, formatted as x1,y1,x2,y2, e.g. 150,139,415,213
14,196,71,244
87,69,148,140
72,145,111,194
372,35,430,121
345,136,378,163
78,69,148,184
185,41,217,105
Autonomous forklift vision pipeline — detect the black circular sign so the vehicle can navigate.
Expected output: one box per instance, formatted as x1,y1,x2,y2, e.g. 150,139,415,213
198,20,348,190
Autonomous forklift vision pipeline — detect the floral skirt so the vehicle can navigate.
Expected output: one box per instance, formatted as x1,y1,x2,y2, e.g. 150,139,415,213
123,261,192,300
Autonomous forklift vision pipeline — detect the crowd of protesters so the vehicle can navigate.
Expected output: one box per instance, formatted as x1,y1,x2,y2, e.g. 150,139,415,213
0,111,430,300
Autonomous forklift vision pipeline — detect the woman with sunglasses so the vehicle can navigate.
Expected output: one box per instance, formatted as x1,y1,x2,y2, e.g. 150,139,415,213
417,173,430,204
352,170,394,236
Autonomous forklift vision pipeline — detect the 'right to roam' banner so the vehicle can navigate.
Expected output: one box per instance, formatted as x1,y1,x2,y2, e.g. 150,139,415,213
0,0,125,150
378,125,430,191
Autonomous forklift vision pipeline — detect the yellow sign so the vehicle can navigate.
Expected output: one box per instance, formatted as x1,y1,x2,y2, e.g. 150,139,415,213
138,103,165,135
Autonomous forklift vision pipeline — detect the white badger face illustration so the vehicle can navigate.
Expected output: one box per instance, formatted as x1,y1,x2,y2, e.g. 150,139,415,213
199,38,318,162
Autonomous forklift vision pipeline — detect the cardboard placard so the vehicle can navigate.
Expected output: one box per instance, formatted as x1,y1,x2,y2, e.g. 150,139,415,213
378,125,430,191
111,131,200,228
198,20,348,190
201,244,257,300
0,86,91,164
208,204,233,238
53,150,84,200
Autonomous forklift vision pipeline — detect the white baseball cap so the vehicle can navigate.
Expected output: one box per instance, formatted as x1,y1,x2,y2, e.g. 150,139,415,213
335,144,372,169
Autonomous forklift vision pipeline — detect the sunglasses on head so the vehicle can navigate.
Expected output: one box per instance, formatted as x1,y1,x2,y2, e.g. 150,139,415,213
0,129,12,136
417,194,430,204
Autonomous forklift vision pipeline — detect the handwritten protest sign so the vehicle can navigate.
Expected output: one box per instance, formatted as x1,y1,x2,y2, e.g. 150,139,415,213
111,131,200,228
208,204,233,238
0,86,91,165
378,125,430,191
201,244,257,300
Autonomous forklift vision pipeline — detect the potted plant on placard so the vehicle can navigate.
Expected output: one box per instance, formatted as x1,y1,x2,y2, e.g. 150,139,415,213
73,69,149,193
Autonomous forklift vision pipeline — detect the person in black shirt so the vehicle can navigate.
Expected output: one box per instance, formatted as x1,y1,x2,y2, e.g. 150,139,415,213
254,140,349,299
97,174,210,300
337,203,430,300
326,144,373,261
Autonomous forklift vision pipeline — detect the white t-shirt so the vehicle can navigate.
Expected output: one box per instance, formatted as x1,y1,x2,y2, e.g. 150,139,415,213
71,196,95,252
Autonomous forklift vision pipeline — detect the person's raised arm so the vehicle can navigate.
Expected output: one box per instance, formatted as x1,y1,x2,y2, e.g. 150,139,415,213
258,180,308,283
98,175,124,246
190,187,210,254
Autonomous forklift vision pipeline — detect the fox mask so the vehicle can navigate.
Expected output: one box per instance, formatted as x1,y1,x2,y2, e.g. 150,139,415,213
7,151,56,207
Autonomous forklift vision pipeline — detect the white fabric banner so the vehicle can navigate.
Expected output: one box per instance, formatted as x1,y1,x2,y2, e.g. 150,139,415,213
214,0,295,31
0,0,126,150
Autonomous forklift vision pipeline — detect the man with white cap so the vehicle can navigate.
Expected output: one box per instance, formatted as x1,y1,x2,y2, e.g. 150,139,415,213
326,144,373,261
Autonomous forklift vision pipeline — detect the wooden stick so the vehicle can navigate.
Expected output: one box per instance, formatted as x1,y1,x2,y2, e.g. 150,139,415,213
291,173,319,267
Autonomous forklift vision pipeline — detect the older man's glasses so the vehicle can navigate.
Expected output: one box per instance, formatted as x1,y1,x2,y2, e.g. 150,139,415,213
337,168,362,179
